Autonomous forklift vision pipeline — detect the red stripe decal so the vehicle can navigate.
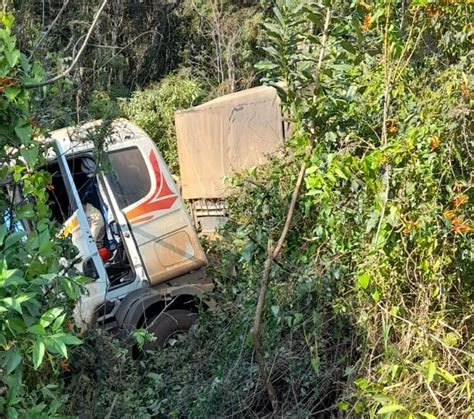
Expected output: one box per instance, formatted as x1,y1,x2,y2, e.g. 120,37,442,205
126,150,177,221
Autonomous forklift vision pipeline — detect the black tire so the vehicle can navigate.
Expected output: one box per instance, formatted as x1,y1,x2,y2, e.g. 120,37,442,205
143,309,197,350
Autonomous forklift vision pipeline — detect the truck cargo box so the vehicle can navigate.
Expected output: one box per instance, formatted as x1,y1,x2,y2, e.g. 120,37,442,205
175,86,286,201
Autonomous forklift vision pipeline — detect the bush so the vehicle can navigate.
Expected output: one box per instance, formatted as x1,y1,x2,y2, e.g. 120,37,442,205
121,72,203,174
0,15,84,417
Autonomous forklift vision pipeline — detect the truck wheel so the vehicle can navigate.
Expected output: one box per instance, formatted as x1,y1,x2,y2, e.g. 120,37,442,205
143,309,197,350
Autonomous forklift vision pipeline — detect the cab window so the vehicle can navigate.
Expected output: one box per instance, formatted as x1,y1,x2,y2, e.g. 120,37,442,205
107,147,151,209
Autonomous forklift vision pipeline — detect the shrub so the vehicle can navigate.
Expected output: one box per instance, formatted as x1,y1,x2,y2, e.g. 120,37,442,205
0,15,84,417
121,72,203,174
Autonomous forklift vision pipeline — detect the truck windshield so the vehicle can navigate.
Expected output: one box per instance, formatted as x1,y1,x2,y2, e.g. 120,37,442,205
107,147,150,209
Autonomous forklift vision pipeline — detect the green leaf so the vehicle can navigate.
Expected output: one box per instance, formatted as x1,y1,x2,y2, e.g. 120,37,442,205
39,308,63,328
57,333,82,345
33,339,45,369
337,401,349,411
443,332,459,347
426,361,436,384
4,231,25,249
45,336,68,358
357,273,370,289
377,404,406,414
38,229,52,255
3,348,21,374
15,203,35,220
255,61,279,71
371,289,380,302
0,224,7,246
28,324,46,335
60,277,77,300
4,273,26,287
14,120,32,144
4,86,20,102
2,297,22,314
419,413,436,419
340,40,356,55
52,313,66,333
437,367,456,383
1,14,14,29
4,49,20,68
20,147,39,168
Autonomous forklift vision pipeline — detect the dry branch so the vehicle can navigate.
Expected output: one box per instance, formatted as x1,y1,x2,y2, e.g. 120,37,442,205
250,7,332,412
25,0,108,89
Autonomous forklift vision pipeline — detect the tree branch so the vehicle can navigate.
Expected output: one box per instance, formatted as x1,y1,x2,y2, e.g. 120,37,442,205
25,0,108,89
28,0,70,61
250,6,332,412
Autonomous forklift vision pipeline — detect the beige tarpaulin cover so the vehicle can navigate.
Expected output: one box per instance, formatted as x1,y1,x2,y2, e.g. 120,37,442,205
175,86,285,199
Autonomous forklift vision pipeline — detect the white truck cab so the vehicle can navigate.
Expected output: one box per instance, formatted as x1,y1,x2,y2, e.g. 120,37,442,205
46,119,211,345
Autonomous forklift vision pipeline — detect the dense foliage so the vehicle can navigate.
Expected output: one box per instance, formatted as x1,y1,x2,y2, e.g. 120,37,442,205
224,0,473,416
12,0,265,131
120,72,203,174
0,0,472,418
0,15,85,417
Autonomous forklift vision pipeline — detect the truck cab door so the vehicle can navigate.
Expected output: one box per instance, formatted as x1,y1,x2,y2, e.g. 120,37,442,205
54,141,108,325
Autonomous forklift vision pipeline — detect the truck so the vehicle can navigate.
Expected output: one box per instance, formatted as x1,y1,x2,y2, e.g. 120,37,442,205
45,119,211,348
29,86,285,349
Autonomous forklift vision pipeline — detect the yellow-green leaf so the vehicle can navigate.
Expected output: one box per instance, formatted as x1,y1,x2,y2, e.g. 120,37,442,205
437,367,456,383
377,404,406,415
357,272,370,289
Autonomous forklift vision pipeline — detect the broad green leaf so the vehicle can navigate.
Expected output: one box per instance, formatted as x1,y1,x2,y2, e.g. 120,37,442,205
38,230,52,255
20,53,30,72
1,14,14,29
57,333,82,345
45,336,68,358
377,404,406,414
28,324,46,335
4,231,25,249
419,413,436,419
371,289,380,302
33,339,45,369
0,224,7,246
2,297,22,314
3,348,21,374
357,273,370,289
4,49,20,67
255,61,279,71
373,394,392,403
20,147,39,168
340,40,356,55
15,203,35,220
4,273,26,287
4,86,20,102
39,307,63,328
443,332,459,347
60,277,77,300
52,313,66,333
14,121,32,144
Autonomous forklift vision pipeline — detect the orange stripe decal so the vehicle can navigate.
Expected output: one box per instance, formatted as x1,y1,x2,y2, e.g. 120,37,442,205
126,150,177,221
